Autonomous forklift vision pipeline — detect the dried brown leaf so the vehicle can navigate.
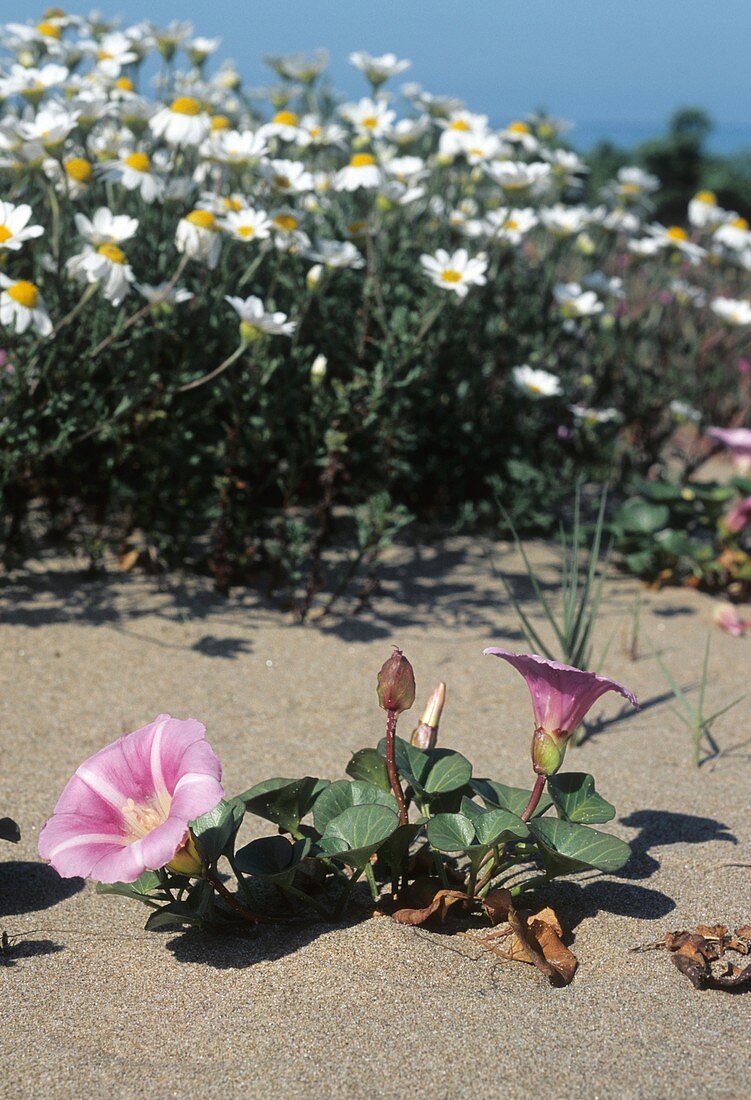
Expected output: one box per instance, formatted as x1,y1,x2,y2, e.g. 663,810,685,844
659,924,751,991
468,901,577,986
387,877,467,926
482,887,513,926
118,548,140,572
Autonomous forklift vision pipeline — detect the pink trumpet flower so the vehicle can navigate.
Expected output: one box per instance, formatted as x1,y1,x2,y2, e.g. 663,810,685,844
707,427,751,470
723,496,751,535
714,603,751,638
483,649,638,775
39,715,223,883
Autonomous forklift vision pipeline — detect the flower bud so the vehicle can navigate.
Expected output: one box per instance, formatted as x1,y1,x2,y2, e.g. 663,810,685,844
377,648,416,714
410,682,446,749
310,353,327,383
306,263,323,290
531,728,567,776
167,832,204,877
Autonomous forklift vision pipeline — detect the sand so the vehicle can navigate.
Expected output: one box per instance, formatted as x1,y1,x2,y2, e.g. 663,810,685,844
1,538,749,1100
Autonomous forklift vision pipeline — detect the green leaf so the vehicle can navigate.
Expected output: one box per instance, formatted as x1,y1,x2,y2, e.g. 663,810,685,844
614,499,669,534
421,750,473,795
426,813,477,853
191,797,245,862
312,779,396,834
471,778,552,818
547,773,616,824
345,748,392,792
473,807,529,846
234,835,311,884
144,902,203,931
0,817,20,843
96,870,163,903
238,776,328,834
317,803,400,868
528,817,631,873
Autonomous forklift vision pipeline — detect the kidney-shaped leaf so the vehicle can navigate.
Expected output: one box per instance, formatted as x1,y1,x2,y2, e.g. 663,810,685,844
547,773,616,824
421,750,473,796
238,776,328,834
529,817,631,874
426,812,477,853
473,807,529,847
471,778,552,818
191,797,245,861
345,748,391,792
234,835,311,883
317,803,400,868
312,779,396,834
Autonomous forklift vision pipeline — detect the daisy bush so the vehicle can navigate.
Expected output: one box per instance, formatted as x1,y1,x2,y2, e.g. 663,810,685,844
1,11,750,608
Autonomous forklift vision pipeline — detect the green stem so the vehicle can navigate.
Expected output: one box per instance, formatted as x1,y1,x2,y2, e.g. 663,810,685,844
333,867,363,920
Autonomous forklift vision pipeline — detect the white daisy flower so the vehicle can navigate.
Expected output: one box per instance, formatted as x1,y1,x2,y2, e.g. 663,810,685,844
212,128,268,166
485,160,552,195
644,223,705,262
0,202,44,251
66,242,136,305
512,364,562,398
101,151,165,204
74,207,139,246
392,115,430,145
17,104,80,148
420,248,488,298
86,31,138,78
615,166,659,200
264,49,328,83
499,120,539,153
539,204,594,238
221,207,273,243
348,51,411,86
713,216,751,253
187,36,221,67
484,207,538,245
710,297,751,326
305,240,365,269
553,282,604,318
340,98,396,139
570,404,621,425
334,152,382,192
258,109,311,146
260,158,315,194
149,96,211,147
225,294,295,337
175,209,222,268
0,275,52,336
437,110,489,157
137,282,194,306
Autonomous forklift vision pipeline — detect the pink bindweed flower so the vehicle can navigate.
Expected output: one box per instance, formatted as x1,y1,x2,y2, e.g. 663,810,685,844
707,427,751,471
723,495,751,535
38,714,223,883
483,648,638,775
714,602,750,638
738,358,751,376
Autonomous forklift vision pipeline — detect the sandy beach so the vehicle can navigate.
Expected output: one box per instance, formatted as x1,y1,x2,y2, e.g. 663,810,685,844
1,538,749,1100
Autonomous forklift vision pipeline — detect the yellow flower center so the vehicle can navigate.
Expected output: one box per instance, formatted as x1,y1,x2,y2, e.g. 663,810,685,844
273,174,292,189
450,119,471,131
440,269,462,283
730,217,749,231
350,153,376,167
170,96,201,116
97,242,126,264
185,209,216,229
695,190,716,204
7,280,39,308
120,797,167,841
667,226,689,242
124,151,150,172
361,115,378,129
37,21,61,38
222,197,242,212
65,156,92,182
97,50,114,61
309,125,322,138
620,182,642,194
211,114,230,131
115,77,134,92
508,121,530,133
347,220,367,235
272,110,299,126
0,225,12,244
237,225,256,238
273,213,298,232
505,218,519,230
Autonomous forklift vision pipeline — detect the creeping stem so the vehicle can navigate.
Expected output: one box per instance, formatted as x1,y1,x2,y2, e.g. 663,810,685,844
204,870,267,924
385,709,409,826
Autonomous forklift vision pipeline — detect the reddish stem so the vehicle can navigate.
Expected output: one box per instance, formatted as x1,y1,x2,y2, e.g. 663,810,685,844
521,774,547,822
205,872,267,924
385,709,409,825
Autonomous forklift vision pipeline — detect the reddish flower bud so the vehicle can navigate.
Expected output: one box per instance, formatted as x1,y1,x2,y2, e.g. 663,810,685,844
410,682,446,749
377,648,416,714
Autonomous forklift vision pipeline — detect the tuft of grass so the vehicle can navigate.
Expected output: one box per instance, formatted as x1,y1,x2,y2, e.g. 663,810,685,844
494,485,611,672
654,634,745,766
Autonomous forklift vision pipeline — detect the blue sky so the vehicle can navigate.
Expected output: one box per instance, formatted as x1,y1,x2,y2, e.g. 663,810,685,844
10,1,751,145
